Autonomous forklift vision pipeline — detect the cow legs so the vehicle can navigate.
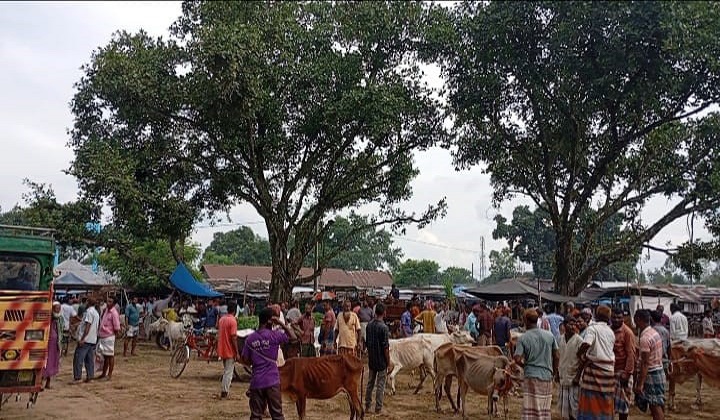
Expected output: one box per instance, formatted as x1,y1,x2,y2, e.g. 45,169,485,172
295,397,307,420
458,380,469,420
693,374,703,409
346,387,364,420
669,379,676,411
388,364,401,395
414,365,435,394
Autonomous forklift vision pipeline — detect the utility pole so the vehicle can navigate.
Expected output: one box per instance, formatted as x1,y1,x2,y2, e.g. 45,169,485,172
479,236,486,281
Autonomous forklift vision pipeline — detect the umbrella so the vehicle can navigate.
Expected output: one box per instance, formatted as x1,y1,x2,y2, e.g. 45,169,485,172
314,291,336,301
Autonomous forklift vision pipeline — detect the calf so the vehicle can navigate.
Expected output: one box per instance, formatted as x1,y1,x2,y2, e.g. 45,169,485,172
433,344,505,413
454,351,515,420
280,354,364,420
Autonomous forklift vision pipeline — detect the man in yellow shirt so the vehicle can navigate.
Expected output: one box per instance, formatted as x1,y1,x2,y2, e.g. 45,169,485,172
335,300,361,356
415,301,437,333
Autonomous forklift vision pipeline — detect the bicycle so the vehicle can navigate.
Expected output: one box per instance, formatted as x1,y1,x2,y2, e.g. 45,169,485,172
169,328,246,379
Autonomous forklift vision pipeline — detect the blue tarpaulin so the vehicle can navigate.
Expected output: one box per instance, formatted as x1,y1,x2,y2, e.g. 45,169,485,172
170,264,223,298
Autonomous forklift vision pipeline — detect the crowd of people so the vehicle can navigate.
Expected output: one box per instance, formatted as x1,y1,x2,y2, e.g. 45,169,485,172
47,287,705,420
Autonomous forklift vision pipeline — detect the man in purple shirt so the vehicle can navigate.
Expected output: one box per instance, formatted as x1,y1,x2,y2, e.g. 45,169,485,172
241,307,298,420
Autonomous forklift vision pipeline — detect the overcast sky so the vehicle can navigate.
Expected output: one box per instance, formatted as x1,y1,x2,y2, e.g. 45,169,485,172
0,1,710,277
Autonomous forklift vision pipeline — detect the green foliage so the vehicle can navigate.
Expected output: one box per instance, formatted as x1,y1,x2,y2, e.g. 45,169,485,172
311,214,404,272
202,227,271,266
483,248,517,285
237,316,258,330
98,239,202,292
494,205,639,282
442,276,456,309
429,2,720,294
313,312,324,328
70,1,446,303
647,258,688,285
393,259,441,287
440,266,474,285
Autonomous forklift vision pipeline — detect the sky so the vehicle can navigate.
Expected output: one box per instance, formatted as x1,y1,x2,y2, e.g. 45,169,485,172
0,1,710,278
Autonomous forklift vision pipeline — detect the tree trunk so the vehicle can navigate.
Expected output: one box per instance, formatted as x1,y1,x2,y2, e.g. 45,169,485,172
553,229,574,296
269,264,293,303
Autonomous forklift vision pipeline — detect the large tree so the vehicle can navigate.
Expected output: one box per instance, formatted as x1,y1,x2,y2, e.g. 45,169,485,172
99,239,202,292
305,214,403,271
431,1,720,294
494,205,639,283
483,248,520,285
202,227,271,266
70,1,445,302
393,259,441,287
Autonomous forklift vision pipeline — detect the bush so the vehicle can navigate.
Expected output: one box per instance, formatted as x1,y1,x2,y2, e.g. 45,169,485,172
237,315,259,330
313,312,323,327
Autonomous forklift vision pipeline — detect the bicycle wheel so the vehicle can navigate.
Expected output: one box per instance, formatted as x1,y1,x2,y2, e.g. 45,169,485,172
170,345,190,378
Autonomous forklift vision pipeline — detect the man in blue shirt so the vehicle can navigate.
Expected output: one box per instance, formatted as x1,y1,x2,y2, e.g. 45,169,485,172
205,299,219,330
124,296,140,356
546,305,565,344
494,307,512,355
465,305,480,341
401,303,413,337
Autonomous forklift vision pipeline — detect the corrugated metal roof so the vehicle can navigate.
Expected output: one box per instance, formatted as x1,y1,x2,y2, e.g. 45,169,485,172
654,284,720,303
202,264,393,289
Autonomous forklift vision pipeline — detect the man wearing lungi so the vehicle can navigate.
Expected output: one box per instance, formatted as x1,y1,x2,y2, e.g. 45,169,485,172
97,296,121,380
557,316,582,420
514,308,558,420
611,308,637,420
634,309,666,420
576,305,615,420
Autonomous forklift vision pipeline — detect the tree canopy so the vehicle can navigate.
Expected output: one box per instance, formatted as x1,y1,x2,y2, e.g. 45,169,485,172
430,1,720,294
69,1,446,302
494,205,639,283
393,259,441,287
202,226,271,267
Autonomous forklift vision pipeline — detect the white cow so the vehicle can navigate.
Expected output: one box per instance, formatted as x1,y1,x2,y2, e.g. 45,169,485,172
388,331,475,394
150,318,187,350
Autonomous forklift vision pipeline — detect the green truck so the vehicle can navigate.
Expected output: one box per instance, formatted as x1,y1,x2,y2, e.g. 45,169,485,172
0,225,56,409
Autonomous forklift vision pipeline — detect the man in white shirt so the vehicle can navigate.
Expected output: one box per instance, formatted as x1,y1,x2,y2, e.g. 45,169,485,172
669,303,689,341
72,297,100,383
60,299,77,334
576,305,616,419
557,315,582,420
434,303,448,333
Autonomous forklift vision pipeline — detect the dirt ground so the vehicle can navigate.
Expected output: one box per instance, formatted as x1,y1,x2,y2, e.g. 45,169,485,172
1,341,719,420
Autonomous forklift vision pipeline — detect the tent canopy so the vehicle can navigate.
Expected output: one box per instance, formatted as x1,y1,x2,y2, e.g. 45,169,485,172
54,259,108,289
170,264,223,298
465,279,573,303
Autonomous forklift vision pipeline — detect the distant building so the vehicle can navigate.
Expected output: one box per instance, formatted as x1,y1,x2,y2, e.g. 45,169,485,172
201,264,393,293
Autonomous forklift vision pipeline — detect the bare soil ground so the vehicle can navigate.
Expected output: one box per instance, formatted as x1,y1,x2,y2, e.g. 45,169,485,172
0,341,718,420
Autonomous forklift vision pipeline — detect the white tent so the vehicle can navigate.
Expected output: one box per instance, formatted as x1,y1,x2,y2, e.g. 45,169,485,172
54,259,108,289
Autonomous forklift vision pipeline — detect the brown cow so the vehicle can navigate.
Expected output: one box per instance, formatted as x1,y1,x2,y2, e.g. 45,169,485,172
669,343,702,410
280,354,364,420
433,344,513,414
455,351,517,420
669,342,720,411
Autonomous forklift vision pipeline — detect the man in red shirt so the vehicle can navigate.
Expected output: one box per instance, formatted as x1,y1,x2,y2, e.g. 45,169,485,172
218,301,239,399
